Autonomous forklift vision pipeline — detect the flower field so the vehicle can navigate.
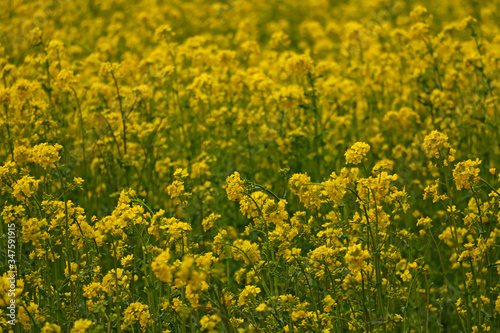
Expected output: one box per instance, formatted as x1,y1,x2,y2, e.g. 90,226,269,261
1,0,500,332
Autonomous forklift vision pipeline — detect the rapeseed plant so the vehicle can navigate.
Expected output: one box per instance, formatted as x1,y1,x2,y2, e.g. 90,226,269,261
1,0,500,332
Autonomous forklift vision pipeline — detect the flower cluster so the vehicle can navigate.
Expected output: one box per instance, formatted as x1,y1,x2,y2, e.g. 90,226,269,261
453,159,482,190
345,142,371,165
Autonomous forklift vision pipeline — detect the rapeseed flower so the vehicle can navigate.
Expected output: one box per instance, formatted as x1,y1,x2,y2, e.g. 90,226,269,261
453,159,481,190
1,1,499,332
71,319,93,333
226,171,245,201
345,142,370,165
121,302,152,332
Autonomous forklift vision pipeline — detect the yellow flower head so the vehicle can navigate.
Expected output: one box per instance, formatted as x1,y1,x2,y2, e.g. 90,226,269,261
345,243,371,272
12,176,40,202
345,142,370,165
28,27,43,45
154,24,176,41
152,249,174,283
42,323,62,333
226,171,245,201
323,295,337,312
453,159,481,190
200,314,221,332
27,143,63,169
71,319,93,333
121,302,152,332
202,213,221,232
99,62,121,78
238,285,261,306
422,130,455,163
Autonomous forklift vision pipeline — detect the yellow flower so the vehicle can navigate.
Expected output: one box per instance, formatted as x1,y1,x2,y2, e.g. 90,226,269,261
162,217,192,240
64,262,79,282
200,314,221,332
42,323,62,333
0,87,12,105
456,298,467,317
345,142,370,165
288,173,322,210
255,303,268,312
56,69,79,92
410,22,430,40
12,176,40,202
285,53,314,76
345,243,370,272
28,27,43,45
238,285,261,306
439,227,467,247
399,269,412,282
73,177,85,190
457,16,477,31
167,180,185,199
18,302,44,329
121,302,152,332
232,239,261,266
71,319,93,333
225,172,245,201
83,282,104,299
323,295,336,312
174,168,189,179
453,159,481,190
13,78,37,100
309,245,338,278
102,268,129,296
262,199,288,226
270,31,291,49
28,143,63,169
120,254,134,267
195,252,219,270
0,273,24,306
154,24,176,41
321,172,347,204
202,213,221,232
422,131,455,164
416,216,432,228
410,5,428,23
99,62,121,78
423,179,447,203
152,249,174,283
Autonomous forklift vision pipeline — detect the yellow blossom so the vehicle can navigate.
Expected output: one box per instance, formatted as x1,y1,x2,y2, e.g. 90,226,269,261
71,319,93,333
453,159,481,190
152,250,174,283
345,142,370,165
121,302,152,332
12,176,40,202
226,172,245,201
238,285,261,306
